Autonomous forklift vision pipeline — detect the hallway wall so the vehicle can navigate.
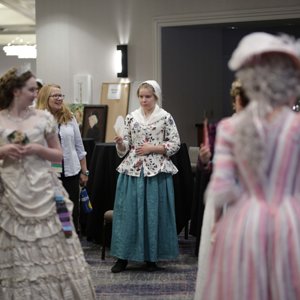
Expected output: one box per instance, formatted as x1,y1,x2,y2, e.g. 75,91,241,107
35,0,300,145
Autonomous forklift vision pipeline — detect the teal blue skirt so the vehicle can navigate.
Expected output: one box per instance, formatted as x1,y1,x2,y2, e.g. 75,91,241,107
110,171,179,262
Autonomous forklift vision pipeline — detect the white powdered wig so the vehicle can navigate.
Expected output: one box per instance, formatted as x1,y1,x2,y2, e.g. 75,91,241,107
229,33,300,177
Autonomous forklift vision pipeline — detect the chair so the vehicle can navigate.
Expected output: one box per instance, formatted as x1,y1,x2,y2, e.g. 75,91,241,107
101,210,113,260
188,146,199,175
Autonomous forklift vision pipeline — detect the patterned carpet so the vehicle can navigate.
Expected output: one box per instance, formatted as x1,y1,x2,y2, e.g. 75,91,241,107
81,234,198,300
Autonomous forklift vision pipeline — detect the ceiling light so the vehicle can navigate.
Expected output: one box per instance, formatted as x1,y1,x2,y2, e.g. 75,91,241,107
2,37,36,59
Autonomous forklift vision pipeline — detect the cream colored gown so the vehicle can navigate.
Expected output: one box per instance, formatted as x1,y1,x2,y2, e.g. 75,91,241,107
0,108,95,300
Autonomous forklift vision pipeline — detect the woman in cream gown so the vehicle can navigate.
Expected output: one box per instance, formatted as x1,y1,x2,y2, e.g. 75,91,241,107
0,67,95,300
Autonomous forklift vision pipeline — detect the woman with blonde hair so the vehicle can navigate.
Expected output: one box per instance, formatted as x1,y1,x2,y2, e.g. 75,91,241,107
36,84,89,234
110,80,180,273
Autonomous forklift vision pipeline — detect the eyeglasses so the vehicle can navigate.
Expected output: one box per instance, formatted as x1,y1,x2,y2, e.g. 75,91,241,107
49,94,65,99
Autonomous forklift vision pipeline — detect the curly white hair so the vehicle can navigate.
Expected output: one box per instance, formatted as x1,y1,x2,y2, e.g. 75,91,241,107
234,53,300,177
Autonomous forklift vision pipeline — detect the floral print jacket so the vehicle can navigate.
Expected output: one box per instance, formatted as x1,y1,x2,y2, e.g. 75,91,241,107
116,105,180,177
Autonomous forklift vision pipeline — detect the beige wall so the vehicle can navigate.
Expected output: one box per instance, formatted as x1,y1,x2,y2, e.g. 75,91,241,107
36,0,300,101
35,0,300,145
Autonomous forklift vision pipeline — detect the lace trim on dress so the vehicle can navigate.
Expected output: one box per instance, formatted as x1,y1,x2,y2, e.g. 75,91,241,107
0,230,85,277
0,230,96,299
0,276,95,300
0,201,63,241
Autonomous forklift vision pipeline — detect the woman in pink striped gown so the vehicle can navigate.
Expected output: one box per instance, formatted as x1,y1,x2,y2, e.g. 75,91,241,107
198,32,300,300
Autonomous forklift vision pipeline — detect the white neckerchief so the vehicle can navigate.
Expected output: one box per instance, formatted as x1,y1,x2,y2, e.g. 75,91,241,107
131,104,167,125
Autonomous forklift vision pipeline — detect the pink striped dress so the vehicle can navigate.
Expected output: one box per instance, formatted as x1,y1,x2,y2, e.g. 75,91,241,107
199,107,300,300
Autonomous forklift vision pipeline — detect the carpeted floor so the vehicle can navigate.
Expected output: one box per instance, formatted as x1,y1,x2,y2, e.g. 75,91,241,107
81,234,198,300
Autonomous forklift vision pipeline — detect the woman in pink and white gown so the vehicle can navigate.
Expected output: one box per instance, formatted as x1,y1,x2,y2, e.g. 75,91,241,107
196,32,300,300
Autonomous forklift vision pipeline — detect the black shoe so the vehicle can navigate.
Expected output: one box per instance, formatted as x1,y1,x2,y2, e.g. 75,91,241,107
146,261,158,272
111,259,128,273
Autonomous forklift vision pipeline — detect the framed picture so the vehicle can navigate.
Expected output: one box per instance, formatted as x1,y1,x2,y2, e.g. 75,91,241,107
82,105,108,142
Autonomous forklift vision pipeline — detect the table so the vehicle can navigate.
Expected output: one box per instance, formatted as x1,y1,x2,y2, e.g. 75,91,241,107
189,166,210,255
85,143,194,243
85,143,122,243
82,138,96,168
79,138,96,236
171,143,194,234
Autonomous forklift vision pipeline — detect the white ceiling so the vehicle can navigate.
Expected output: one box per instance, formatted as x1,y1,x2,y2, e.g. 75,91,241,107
0,0,35,45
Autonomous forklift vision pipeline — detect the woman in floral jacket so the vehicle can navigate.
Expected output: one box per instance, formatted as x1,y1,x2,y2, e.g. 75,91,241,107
110,80,181,273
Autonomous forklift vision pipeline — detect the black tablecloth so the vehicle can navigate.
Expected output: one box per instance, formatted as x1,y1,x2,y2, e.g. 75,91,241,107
80,138,96,235
171,143,194,234
82,138,96,168
85,143,194,243
189,166,211,255
85,143,122,242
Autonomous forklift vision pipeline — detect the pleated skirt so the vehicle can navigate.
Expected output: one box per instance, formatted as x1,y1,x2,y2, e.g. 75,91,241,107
110,171,179,262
